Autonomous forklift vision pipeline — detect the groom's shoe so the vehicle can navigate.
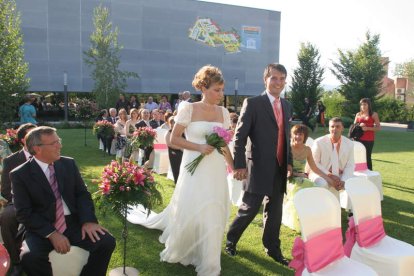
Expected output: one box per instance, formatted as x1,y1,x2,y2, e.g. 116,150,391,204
225,241,237,257
267,252,290,266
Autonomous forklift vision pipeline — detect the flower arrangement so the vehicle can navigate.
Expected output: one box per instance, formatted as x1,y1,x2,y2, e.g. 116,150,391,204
94,160,162,215
185,126,233,175
93,120,115,137
74,98,98,121
130,127,157,151
0,128,21,153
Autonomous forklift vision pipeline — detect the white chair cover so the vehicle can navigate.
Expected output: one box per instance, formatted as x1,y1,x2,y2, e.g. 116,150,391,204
345,178,414,276
305,137,314,147
294,188,377,275
48,246,89,276
152,128,170,174
352,141,383,200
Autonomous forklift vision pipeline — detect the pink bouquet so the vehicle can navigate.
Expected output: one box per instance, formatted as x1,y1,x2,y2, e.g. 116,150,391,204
185,126,233,175
92,120,115,137
0,128,20,152
130,127,157,150
94,160,162,214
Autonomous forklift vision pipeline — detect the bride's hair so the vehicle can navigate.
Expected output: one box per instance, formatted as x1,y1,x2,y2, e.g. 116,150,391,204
192,65,224,91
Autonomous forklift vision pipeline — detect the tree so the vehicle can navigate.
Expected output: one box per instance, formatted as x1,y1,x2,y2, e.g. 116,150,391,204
0,0,30,126
331,31,385,116
83,5,138,109
395,59,414,96
290,42,324,118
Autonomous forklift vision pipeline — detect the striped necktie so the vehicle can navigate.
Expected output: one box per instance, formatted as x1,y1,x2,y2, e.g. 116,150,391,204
48,164,67,233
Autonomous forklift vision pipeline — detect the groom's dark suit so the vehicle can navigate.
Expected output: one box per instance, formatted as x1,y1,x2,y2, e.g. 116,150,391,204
11,157,115,276
227,92,292,257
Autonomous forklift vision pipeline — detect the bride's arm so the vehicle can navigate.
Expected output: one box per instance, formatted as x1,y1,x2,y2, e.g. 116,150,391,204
222,145,234,171
170,123,214,155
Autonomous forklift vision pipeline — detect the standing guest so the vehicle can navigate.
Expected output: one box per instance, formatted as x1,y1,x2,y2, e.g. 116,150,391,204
144,96,158,112
179,91,192,107
11,126,116,276
125,108,140,138
165,116,183,184
115,93,130,113
353,98,380,170
301,97,313,131
149,109,164,129
107,108,118,124
1,123,37,275
225,63,293,266
19,95,37,124
95,109,108,122
158,95,172,112
129,95,139,109
173,91,183,111
315,100,326,133
308,117,354,199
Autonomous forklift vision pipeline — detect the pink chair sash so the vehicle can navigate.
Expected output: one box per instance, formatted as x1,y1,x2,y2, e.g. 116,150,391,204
0,244,10,275
355,162,368,171
153,144,168,150
289,228,344,276
344,215,386,257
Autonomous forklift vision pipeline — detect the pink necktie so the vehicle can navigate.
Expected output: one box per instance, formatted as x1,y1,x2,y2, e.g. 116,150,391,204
331,143,339,176
48,164,67,233
273,99,285,165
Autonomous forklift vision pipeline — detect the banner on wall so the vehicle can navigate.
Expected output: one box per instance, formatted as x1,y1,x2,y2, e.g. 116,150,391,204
241,26,261,51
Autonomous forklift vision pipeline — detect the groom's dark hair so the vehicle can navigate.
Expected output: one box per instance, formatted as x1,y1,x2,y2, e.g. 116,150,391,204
263,63,287,80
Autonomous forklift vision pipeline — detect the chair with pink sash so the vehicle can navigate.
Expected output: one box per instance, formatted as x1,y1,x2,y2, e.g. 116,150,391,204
152,128,170,174
0,244,10,275
344,178,414,276
352,141,383,200
289,187,376,276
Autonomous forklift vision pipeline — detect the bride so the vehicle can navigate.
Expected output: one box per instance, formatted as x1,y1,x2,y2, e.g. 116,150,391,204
132,65,232,275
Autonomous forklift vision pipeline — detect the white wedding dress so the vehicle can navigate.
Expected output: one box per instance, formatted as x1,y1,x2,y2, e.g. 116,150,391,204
128,102,230,276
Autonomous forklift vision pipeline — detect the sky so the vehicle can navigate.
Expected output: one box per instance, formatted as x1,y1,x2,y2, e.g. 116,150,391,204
201,0,414,88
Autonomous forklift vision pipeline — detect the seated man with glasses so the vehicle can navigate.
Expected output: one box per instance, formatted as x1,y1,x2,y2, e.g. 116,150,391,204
10,126,116,276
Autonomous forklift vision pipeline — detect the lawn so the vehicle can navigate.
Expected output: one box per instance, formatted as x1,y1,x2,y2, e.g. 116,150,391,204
57,128,414,276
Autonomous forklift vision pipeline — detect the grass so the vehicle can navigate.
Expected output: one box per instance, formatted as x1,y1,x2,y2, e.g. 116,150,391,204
57,128,414,275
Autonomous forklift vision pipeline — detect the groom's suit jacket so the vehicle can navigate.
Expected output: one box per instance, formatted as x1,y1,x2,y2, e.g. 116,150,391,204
10,157,97,238
311,135,355,181
233,92,292,195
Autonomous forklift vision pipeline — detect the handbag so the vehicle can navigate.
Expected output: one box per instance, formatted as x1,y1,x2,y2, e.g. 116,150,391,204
348,123,364,140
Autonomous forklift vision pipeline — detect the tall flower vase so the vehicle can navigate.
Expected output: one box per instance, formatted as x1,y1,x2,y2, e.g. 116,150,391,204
109,202,139,276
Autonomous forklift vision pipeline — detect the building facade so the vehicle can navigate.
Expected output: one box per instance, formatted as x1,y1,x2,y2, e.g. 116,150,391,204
17,0,281,96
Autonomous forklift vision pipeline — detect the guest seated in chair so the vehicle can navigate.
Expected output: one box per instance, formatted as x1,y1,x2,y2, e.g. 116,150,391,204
307,117,354,199
282,124,335,232
10,126,116,276
1,123,37,276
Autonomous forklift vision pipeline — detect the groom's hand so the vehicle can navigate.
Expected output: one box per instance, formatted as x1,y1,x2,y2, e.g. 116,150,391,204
233,168,247,180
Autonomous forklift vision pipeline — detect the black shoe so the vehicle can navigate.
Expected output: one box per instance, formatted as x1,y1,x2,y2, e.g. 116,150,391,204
267,253,290,266
225,241,237,257
10,264,23,276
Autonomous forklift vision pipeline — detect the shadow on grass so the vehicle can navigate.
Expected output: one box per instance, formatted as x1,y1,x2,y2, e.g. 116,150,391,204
383,181,414,194
372,159,399,164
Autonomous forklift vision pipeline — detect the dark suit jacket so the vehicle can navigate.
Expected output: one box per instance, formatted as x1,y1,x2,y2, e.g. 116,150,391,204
149,120,165,129
135,120,150,129
233,92,293,195
10,157,97,238
1,150,27,203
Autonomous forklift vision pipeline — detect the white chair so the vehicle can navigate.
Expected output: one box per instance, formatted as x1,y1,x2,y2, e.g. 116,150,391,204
345,178,414,276
292,187,376,275
352,141,383,200
152,128,170,174
48,246,89,276
305,137,314,147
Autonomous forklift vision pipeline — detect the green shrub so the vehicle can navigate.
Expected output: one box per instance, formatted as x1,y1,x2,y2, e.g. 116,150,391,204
321,92,347,118
376,97,407,122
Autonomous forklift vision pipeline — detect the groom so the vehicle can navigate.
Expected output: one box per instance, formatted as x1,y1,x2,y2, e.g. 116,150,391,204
226,63,293,266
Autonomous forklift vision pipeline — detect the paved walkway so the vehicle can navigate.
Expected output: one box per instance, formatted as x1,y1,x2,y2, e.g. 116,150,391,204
380,122,411,132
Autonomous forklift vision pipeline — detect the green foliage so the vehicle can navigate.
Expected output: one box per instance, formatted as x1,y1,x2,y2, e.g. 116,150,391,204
331,31,385,116
83,5,138,110
376,96,408,122
0,0,30,126
321,91,347,118
290,42,324,116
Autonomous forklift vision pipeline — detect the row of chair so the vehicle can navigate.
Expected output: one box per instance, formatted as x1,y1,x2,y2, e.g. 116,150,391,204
290,179,414,275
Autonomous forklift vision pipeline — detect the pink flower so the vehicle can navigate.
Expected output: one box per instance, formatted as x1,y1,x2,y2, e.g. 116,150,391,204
119,186,125,191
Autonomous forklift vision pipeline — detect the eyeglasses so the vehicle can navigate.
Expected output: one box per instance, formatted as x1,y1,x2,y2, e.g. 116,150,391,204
37,138,62,147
